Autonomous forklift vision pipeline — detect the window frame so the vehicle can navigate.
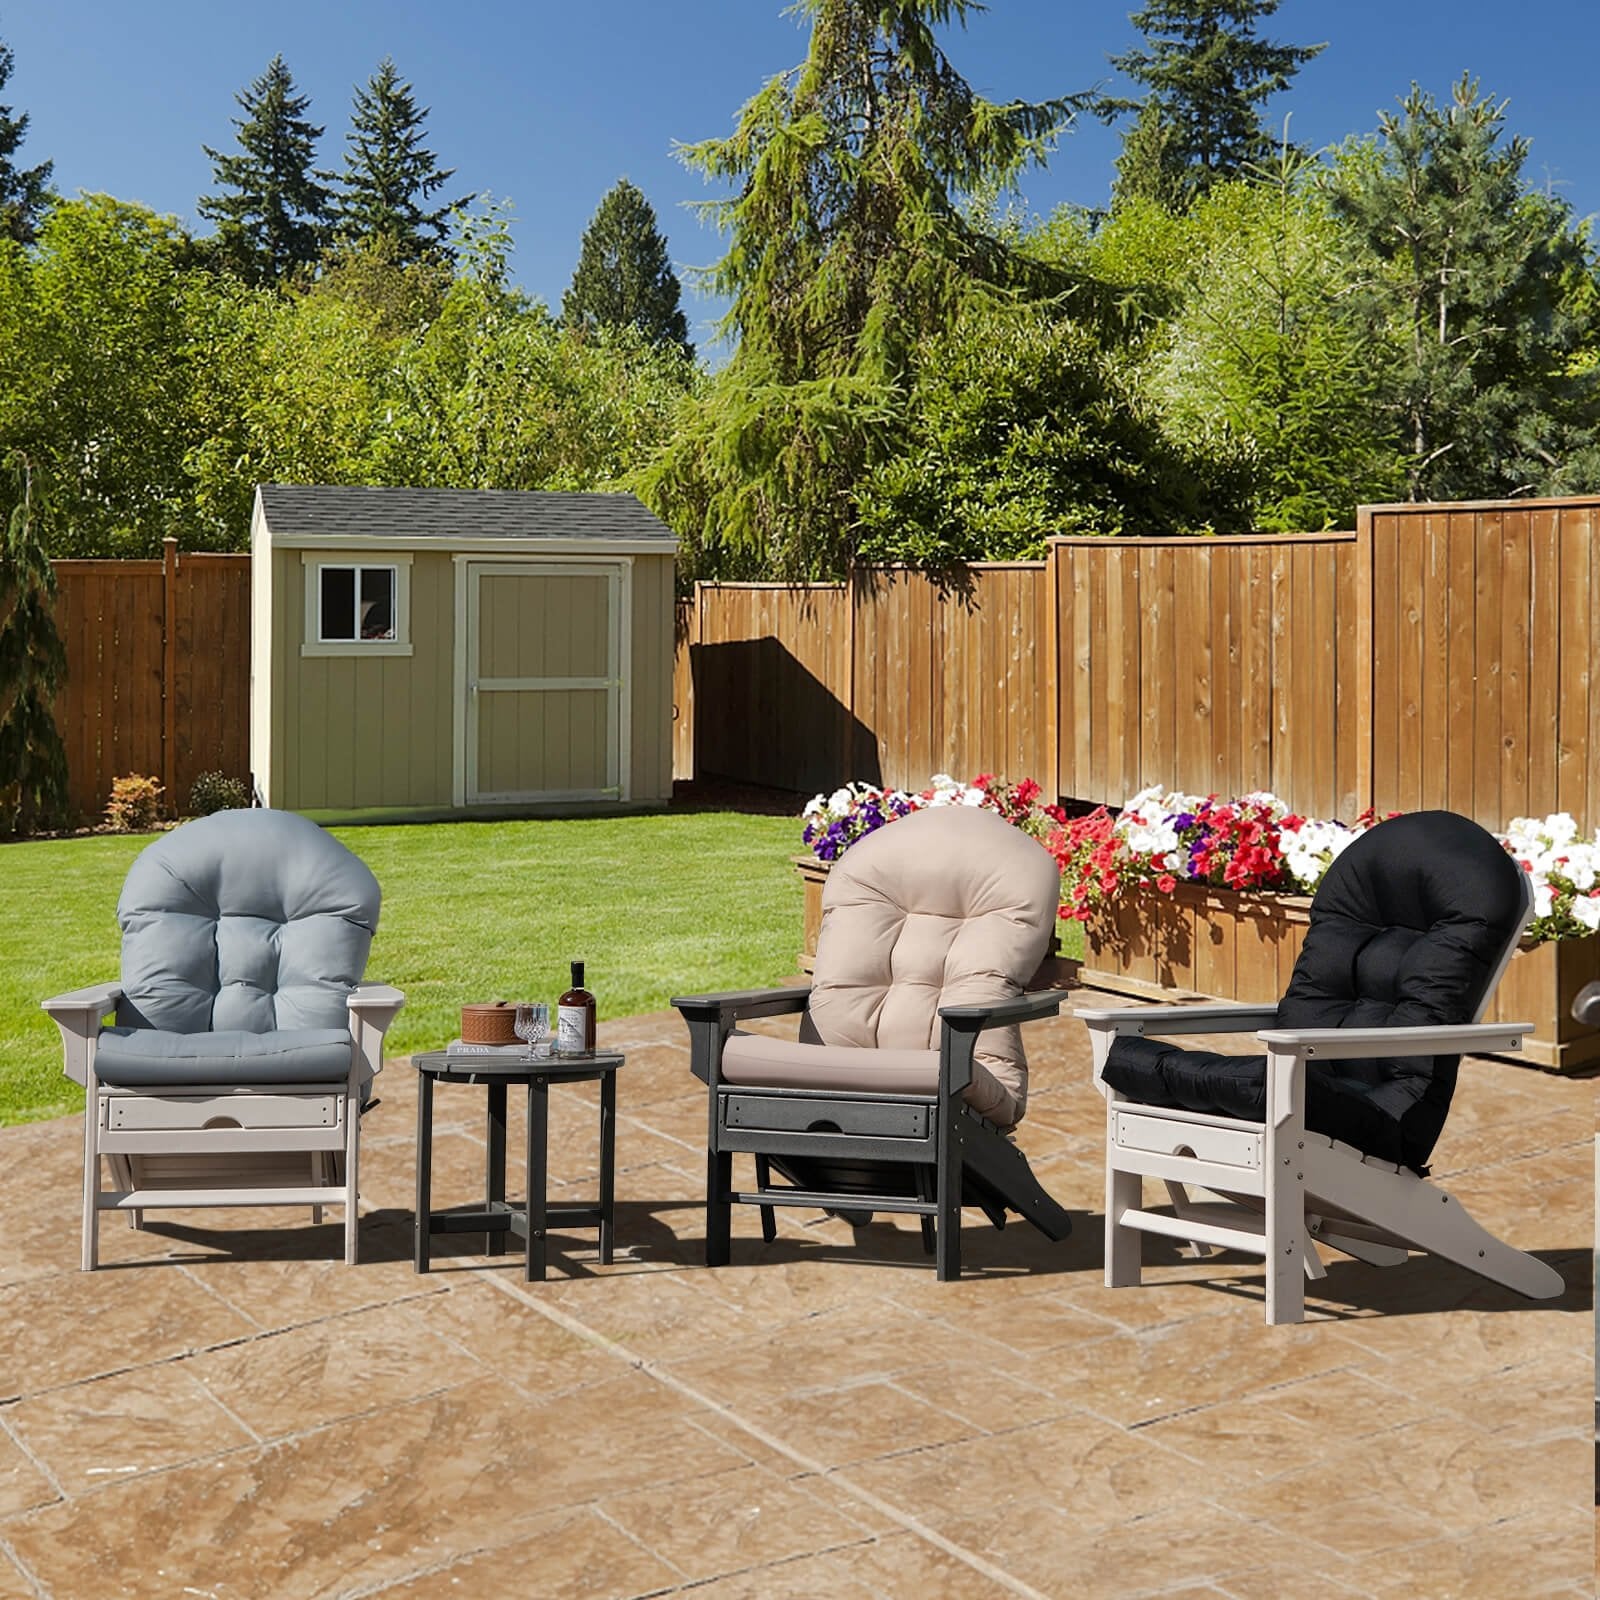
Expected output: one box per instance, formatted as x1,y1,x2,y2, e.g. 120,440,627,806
301,554,413,658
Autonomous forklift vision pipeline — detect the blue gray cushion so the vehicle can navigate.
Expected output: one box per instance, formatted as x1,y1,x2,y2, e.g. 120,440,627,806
94,1026,353,1086
116,809,380,1034
1102,812,1529,1172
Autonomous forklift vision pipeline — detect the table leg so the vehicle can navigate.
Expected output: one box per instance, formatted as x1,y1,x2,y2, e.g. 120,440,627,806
414,1073,433,1274
599,1069,616,1265
525,1076,548,1282
485,1080,507,1255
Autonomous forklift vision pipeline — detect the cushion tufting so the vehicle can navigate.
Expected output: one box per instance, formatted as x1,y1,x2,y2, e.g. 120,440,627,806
116,809,380,1036
1102,811,1529,1171
800,805,1060,1126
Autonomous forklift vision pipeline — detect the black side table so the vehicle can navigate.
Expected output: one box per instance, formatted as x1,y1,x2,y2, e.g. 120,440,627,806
411,1049,624,1282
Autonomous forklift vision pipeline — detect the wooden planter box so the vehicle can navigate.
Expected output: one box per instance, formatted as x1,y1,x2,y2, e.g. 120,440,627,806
794,855,1081,992
1079,881,1600,1073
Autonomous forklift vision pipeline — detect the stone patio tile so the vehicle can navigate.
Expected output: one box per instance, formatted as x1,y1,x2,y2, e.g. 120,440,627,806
810,1528,1027,1599
889,1361,1080,1434
0,1424,58,1517
1134,1363,1453,1490
1024,1305,1359,1426
186,1301,484,1442
365,1504,681,1599
2,1374,747,1598
912,1281,1132,1357
0,1553,37,1600
657,1548,880,1599
1467,1351,1594,1443
1346,1506,1591,1596
844,1414,1211,1545
740,1379,980,1470
1212,1562,1374,1600
598,1460,880,1584
658,1297,1033,1409
6,1363,256,1492
0,1267,258,1400
1237,1421,1585,1559
398,1278,623,1397
169,1229,445,1332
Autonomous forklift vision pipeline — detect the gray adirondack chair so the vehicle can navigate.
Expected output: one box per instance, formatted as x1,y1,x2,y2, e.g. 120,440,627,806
42,808,403,1268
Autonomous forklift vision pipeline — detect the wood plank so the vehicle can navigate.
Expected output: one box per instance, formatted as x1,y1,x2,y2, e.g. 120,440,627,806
1419,510,1450,812
1525,509,1559,821
1472,509,1503,831
1394,515,1423,814
1445,512,1477,817
1498,509,1530,824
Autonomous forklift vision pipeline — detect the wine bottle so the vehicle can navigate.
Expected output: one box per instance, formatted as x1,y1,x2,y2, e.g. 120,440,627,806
557,960,596,1054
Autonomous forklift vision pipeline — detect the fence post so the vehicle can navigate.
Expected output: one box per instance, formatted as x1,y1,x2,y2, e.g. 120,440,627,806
161,537,177,812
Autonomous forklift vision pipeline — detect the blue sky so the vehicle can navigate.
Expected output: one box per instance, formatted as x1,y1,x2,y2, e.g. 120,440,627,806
5,2,1597,353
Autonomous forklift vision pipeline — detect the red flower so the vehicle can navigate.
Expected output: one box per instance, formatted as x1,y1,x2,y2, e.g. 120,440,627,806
1156,873,1177,894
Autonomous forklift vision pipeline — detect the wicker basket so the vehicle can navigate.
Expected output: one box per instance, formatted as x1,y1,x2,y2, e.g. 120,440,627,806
460,1001,520,1044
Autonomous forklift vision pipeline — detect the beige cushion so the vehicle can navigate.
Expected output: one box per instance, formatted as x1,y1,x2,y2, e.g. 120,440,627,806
799,806,1059,1126
721,1029,1022,1127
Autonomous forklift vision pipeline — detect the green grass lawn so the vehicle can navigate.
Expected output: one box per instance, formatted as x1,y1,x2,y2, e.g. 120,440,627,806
0,810,803,1128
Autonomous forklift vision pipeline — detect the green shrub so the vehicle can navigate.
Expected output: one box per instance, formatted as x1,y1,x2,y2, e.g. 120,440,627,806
188,770,250,816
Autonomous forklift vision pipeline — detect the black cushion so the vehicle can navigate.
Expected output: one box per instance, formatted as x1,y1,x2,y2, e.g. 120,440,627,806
1102,812,1528,1172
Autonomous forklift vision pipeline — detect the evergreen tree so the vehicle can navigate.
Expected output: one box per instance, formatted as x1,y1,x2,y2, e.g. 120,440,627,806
198,56,334,285
1327,77,1600,501
1098,1,1324,210
639,0,1089,579
0,452,69,834
562,179,692,357
0,35,51,243
337,57,462,265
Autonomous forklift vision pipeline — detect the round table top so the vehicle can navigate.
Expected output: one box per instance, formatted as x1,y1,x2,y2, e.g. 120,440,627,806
411,1048,625,1082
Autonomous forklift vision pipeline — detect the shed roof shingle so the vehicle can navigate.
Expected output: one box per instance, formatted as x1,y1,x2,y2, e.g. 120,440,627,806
256,485,677,546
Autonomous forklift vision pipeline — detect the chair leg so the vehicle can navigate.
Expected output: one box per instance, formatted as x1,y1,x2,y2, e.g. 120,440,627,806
706,1148,732,1267
916,1165,936,1256
935,1105,962,1281
1105,1165,1142,1288
753,1155,777,1244
82,1088,100,1272
344,1093,361,1266
1264,1167,1305,1327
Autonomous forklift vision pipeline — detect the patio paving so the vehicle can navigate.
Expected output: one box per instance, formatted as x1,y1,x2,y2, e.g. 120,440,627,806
0,1006,1590,1598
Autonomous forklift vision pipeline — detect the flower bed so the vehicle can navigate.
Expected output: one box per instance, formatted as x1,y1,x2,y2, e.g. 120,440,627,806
1061,789,1600,1072
795,774,1078,989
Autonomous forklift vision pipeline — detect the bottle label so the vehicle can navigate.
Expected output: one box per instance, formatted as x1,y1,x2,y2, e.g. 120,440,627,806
557,1005,587,1054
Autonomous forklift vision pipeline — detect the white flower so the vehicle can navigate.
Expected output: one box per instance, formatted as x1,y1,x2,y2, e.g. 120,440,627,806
1574,894,1600,932
1533,881,1555,919
828,787,853,813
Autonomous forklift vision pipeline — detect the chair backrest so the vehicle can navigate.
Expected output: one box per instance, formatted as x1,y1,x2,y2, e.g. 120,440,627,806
807,806,1059,1086
1278,810,1531,1166
116,809,381,1035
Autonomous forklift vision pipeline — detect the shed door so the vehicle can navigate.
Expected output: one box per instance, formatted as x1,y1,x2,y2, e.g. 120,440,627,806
462,561,624,803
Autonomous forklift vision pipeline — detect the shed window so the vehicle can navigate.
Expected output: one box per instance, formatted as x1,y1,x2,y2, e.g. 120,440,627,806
319,564,396,642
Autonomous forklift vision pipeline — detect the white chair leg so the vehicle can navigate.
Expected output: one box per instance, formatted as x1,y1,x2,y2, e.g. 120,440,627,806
1106,1165,1142,1288
344,1101,361,1266
1264,1050,1306,1325
1164,1180,1222,1258
81,1086,100,1272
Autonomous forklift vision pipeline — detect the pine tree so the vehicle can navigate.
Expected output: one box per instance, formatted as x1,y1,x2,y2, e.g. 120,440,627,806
198,56,334,285
638,0,1089,579
562,179,692,356
337,57,462,265
0,35,52,243
0,452,69,834
1328,76,1600,501
1098,1,1324,210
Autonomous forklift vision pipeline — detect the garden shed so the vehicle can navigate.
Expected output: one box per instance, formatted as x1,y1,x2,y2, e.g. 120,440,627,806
249,484,677,817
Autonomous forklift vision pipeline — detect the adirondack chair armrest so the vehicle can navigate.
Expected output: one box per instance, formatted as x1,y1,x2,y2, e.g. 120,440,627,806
348,984,405,1084
672,987,813,1083
1255,1021,1535,1061
42,982,123,1087
1077,1003,1282,1037
939,988,1071,1032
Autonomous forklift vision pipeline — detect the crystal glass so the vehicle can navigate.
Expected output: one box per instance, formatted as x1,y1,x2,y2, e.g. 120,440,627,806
514,1002,551,1057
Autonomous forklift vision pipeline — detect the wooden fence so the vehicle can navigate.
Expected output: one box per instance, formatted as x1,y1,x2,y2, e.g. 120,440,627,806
38,495,1600,836
50,541,250,819
676,495,1600,835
